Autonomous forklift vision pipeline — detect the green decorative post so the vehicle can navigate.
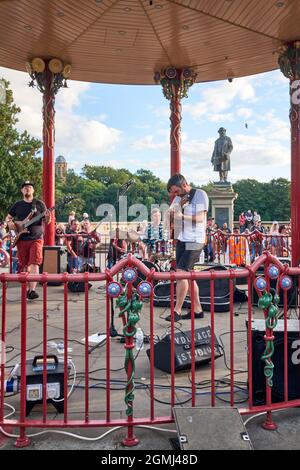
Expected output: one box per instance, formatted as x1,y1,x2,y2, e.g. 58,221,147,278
116,290,143,419
255,268,292,430
257,289,280,387
107,268,153,447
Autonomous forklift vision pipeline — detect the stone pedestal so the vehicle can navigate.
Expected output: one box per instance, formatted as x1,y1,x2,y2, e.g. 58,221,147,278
207,182,238,231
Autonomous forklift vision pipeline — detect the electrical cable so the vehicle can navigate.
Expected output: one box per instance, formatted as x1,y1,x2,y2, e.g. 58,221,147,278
52,359,76,402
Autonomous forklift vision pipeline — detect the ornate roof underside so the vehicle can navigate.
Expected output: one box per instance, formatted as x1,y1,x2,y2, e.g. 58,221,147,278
0,0,298,85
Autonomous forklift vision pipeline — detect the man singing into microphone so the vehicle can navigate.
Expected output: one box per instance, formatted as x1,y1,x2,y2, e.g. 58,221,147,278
165,174,208,322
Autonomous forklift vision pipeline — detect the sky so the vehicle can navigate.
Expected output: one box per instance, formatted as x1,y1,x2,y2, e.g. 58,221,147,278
0,65,291,186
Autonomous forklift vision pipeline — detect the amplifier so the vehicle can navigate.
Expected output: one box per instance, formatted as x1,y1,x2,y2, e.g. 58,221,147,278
249,319,300,406
41,245,68,286
146,325,223,373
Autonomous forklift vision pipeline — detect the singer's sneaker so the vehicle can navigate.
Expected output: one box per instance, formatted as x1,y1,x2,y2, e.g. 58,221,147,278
181,310,204,319
27,290,39,300
164,311,181,322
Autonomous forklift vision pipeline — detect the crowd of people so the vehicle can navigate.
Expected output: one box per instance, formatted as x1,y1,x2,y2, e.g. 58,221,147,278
203,210,291,266
0,197,292,277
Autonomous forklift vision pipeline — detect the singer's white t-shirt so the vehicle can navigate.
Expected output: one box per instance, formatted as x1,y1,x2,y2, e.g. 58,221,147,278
172,189,209,244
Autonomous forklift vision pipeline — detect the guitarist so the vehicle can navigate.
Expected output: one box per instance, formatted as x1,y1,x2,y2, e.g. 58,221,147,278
5,181,51,300
164,174,208,322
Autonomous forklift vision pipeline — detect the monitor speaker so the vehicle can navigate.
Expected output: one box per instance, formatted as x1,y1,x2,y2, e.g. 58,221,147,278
250,319,300,406
41,246,67,285
146,325,223,373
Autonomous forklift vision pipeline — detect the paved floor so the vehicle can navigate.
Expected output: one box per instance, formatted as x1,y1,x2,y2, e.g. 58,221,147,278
1,275,300,450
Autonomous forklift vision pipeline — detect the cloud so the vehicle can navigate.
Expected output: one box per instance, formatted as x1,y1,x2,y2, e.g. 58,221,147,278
184,77,256,122
0,66,122,162
131,133,169,150
236,107,254,119
258,112,290,141
207,113,234,122
149,104,170,119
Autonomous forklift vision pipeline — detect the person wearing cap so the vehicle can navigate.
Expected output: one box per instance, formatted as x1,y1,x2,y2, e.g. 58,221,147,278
211,127,233,183
5,181,51,300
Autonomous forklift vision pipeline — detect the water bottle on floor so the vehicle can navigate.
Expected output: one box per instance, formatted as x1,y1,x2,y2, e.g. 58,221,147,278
135,327,144,351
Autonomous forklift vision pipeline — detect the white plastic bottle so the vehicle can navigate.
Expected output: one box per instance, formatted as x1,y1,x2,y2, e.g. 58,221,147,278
135,327,144,351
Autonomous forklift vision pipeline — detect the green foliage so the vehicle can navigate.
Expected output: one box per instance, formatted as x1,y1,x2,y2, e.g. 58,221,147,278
233,178,291,220
0,79,42,219
56,166,169,221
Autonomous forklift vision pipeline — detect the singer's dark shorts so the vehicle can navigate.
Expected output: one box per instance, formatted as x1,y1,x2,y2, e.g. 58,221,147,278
176,241,204,271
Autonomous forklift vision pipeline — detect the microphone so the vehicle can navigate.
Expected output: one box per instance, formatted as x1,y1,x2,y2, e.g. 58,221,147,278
119,179,135,194
125,179,135,188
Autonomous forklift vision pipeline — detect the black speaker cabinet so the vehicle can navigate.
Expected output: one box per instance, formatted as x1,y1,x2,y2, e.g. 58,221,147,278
153,265,232,312
146,325,223,373
250,319,300,406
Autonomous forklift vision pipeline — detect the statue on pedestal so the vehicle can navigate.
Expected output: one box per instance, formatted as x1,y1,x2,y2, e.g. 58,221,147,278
211,127,233,183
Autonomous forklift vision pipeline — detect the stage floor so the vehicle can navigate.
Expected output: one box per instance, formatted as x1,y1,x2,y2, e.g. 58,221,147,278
1,276,299,450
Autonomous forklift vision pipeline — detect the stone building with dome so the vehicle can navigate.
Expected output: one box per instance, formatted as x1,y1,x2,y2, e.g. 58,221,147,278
55,155,67,181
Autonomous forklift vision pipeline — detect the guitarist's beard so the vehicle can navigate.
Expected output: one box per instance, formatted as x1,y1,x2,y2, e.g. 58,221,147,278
24,193,33,202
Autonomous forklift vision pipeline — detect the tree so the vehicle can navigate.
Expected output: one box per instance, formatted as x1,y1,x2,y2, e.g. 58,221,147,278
233,178,290,220
0,79,42,219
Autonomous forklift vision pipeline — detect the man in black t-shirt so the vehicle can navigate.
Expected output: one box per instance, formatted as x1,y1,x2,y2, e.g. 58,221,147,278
5,181,51,300
66,219,83,273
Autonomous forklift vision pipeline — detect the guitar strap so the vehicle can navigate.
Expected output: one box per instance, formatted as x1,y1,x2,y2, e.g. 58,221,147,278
31,198,37,214
181,189,197,232
190,188,197,231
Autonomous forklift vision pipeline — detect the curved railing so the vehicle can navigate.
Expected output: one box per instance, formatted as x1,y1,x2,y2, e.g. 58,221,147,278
0,252,299,447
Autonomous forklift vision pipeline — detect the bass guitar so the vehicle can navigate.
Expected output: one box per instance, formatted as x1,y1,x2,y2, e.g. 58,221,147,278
10,196,74,247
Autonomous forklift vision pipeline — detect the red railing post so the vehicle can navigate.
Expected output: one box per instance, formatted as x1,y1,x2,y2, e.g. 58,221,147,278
42,275,48,424
262,258,278,430
15,275,31,448
190,272,196,407
84,272,89,423
210,272,215,407
0,281,7,424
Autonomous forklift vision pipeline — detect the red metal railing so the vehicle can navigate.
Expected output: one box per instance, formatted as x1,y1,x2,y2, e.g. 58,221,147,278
0,253,299,447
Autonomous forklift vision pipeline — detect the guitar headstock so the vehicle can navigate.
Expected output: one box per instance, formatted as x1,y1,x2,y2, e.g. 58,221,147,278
55,196,75,210
50,196,75,213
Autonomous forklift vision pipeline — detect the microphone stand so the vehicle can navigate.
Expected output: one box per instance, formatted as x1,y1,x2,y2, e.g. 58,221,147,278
109,180,134,340
91,181,134,350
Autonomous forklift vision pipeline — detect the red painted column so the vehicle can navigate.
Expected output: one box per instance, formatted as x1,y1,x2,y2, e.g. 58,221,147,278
289,83,300,266
154,67,197,177
42,71,55,246
27,58,71,246
170,95,182,175
278,43,300,266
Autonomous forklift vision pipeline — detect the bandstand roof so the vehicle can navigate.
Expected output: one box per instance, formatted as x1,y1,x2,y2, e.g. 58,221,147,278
0,0,298,85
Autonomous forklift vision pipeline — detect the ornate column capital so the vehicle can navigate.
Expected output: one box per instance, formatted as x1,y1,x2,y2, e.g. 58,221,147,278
26,57,72,94
278,42,300,80
154,67,197,100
